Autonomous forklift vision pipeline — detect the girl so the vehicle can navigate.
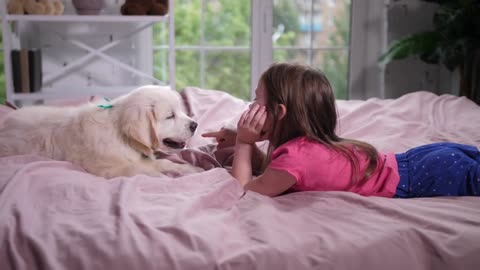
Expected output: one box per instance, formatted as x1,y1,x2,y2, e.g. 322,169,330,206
203,63,480,198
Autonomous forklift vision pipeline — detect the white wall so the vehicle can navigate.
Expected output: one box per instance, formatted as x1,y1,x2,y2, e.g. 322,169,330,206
349,0,387,99
384,0,458,98
349,0,459,100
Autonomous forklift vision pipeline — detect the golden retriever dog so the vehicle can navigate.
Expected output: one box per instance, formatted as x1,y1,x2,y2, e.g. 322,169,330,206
0,85,204,178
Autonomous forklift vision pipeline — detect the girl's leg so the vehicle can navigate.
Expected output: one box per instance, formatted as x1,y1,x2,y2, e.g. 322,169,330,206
394,143,480,198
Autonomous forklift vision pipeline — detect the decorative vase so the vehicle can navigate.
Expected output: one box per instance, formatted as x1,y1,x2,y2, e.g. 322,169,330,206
72,0,106,15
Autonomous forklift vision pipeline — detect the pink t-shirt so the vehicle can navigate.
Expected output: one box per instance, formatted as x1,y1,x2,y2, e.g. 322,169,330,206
268,137,400,197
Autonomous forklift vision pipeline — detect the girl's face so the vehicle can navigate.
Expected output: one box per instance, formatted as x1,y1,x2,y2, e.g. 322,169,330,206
252,80,273,141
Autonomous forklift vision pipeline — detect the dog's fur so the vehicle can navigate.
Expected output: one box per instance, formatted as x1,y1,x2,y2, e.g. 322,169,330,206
0,85,204,178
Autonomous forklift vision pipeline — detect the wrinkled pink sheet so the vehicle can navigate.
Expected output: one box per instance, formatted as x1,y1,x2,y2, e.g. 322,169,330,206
1,89,480,270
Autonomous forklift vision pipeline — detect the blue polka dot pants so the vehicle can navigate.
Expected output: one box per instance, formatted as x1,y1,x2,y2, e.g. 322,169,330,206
394,143,480,198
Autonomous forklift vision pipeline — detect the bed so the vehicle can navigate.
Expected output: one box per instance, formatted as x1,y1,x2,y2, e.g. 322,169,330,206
0,88,479,270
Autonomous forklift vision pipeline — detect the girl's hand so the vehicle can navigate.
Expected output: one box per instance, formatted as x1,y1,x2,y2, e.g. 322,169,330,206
236,104,267,145
201,128,237,150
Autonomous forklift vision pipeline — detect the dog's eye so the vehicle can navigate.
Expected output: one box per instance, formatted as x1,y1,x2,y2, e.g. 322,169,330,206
166,113,175,119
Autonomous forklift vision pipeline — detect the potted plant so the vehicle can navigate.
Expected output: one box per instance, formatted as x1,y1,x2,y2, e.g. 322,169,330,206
379,0,480,104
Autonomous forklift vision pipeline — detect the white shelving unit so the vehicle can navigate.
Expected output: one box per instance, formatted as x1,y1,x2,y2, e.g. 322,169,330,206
1,0,175,103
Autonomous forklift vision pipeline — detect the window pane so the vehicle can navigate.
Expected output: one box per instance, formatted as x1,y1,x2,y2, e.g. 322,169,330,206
205,51,250,100
153,0,251,99
205,0,251,46
312,0,350,47
153,50,169,85
314,50,349,99
273,49,348,99
175,50,201,90
273,49,309,63
274,0,351,48
153,23,168,47
175,0,202,45
273,0,304,47
273,0,350,99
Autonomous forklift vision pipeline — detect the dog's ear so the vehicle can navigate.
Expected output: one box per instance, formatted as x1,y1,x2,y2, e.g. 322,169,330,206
119,104,160,157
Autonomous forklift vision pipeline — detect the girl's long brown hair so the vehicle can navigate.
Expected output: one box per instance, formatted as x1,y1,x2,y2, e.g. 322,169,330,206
261,62,380,184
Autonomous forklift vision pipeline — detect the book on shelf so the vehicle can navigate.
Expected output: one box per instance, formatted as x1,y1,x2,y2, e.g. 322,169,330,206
11,49,42,93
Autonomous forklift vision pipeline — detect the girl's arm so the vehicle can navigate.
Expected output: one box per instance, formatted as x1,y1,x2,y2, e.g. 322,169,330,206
232,143,296,196
232,104,296,196
232,105,266,185
232,137,296,195
244,168,296,197
232,141,254,186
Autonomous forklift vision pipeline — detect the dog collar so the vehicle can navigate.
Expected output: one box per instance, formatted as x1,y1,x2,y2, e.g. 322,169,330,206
97,98,114,110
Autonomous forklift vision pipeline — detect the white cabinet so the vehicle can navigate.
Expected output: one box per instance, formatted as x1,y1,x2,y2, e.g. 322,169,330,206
0,0,175,103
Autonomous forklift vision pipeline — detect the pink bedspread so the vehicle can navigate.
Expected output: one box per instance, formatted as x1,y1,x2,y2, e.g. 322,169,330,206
1,89,480,270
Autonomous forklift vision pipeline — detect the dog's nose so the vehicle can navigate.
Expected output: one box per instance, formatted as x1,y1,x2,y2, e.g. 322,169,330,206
189,121,198,133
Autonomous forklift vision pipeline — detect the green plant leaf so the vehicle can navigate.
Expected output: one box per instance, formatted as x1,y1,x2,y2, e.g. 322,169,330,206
379,31,441,65
440,39,467,71
419,48,442,64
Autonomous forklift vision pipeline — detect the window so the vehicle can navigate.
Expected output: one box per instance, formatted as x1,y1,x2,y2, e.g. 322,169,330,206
272,0,350,99
153,0,351,100
153,0,252,100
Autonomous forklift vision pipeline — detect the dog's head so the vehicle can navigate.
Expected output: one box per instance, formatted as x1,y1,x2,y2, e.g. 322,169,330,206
116,85,197,157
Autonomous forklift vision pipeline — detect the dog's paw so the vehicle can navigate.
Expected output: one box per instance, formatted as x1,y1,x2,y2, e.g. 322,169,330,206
161,163,205,176
153,159,205,176
176,164,205,175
